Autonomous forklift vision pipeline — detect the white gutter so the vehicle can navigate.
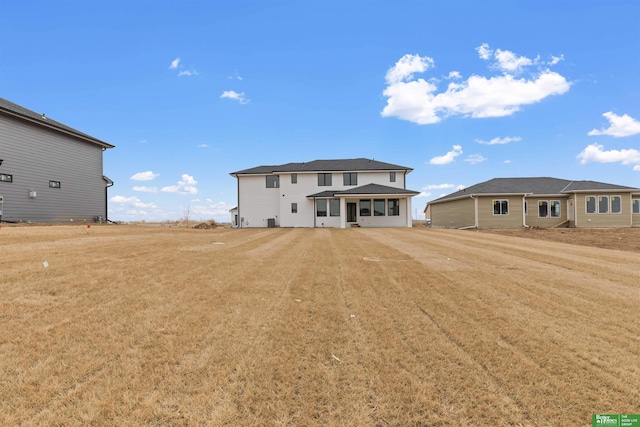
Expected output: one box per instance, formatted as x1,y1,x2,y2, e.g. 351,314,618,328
523,193,532,228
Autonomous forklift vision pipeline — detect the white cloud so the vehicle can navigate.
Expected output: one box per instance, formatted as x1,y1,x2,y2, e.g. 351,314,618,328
475,136,522,145
446,71,461,80
110,195,157,209
549,55,565,66
162,174,198,194
464,154,487,164
130,171,159,181
189,199,236,219
169,57,180,70
220,90,250,104
588,112,640,137
422,183,457,190
197,144,209,148
504,160,512,164
429,145,463,165
381,45,570,125
476,43,492,60
385,54,435,85
132,186,158,193
492,48,535,74
178,69,198,77
577,143,640,171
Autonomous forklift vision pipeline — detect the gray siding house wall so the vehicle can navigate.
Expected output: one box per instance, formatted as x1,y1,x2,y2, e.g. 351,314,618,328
0,98,114,223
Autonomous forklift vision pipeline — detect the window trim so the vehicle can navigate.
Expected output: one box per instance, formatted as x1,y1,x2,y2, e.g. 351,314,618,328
374,199,385,216
388,199,400,216
291,202,297,214
598,195,609,214
343,172,357,186
316,199,327,217
611,195,622,214
538,200,549,218
266,175,279,188
550,200,561,218
493,199,509,216
359,199,371,216
633,199,640,214
330,199,340,216
586,196,597,214
291,173,297,184
389,172,396,182
318,173,332,186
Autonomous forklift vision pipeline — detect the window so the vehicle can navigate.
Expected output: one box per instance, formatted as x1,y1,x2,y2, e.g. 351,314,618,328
360,199,371,216
318,173,332,186
550,200,561,217
330,199,340,216
633,199,640,214
291,203,297,214
343,173,357,186
0,173,12,183
390,172,396,182
49,180,61,188
611,196,621,214
374,199,385,216
291,173,297,184
538,201,548,217
316,199,327,217
266,175,279,188
493,200,509,215
388,199,400,216
598,196,609,214
586,196,596,214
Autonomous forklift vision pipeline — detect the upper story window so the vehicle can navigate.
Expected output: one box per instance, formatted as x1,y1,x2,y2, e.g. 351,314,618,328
0,173,12,183
49,180,61,188
318,173,332,186
493,200,509,215
291,173,297,184
343,173,357,186
266,175,279,188
390,172,396,182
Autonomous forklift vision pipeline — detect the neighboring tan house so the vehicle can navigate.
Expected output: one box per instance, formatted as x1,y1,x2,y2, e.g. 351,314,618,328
0,97,114,223
230,158,419,228
426,177,640,229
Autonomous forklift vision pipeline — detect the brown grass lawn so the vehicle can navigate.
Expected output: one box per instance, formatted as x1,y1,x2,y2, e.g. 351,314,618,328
0,225,638,426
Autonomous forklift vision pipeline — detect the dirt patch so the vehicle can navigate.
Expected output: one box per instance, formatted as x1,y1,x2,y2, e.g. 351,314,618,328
480,227,640,253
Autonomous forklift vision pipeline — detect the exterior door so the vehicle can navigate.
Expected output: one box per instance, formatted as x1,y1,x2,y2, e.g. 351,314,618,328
567,200,575,222
347,202,357,222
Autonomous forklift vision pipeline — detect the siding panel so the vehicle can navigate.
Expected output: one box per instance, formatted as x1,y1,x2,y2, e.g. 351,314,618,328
0,114,107,222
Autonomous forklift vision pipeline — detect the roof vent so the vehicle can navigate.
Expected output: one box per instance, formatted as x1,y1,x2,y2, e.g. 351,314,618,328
41,113,47,120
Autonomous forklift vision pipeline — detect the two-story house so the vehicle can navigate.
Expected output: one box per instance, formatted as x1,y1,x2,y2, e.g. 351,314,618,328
230,158,419,228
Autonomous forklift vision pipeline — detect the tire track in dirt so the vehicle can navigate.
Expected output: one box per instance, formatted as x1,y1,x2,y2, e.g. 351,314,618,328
327,230,533,425
361,228,639,424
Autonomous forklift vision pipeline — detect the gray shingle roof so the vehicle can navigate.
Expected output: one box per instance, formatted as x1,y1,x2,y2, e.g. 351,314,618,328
0,97,114,148
308,183,419,198
430,177,639,204
231,158,412,175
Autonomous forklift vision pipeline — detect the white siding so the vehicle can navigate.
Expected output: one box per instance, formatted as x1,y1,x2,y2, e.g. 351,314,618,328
236,169,412,228
237,175,280,227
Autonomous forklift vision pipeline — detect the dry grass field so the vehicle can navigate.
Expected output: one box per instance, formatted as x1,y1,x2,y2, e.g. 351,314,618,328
1,224,638,426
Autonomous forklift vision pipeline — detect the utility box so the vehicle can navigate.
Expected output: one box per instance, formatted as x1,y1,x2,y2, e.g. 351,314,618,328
267,218,276,228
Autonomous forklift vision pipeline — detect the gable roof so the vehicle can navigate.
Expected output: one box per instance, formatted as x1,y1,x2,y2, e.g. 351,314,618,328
429,177,639,204
0,97,114,149
230,158,412,175
308,183,419,198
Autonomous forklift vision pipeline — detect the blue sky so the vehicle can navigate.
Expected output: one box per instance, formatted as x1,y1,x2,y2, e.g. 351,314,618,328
2,0,639,222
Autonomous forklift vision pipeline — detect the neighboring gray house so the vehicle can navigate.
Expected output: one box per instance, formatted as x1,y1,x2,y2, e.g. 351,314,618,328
425,177,640,229
230,159,419,228
0,97,114,223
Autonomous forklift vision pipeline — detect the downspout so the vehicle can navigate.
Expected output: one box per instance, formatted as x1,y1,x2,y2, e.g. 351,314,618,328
523,194,531,228
313,197,317,228
105,179,114,222
236,175,241,228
